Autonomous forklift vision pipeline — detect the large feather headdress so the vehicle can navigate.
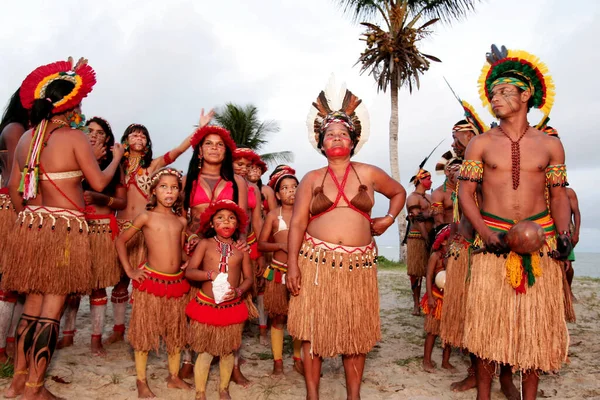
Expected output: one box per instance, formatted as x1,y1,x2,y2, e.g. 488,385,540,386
306,75,370,155
479,44,555,127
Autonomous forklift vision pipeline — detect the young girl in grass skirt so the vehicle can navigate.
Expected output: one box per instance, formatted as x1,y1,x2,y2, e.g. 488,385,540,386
185,199,255,400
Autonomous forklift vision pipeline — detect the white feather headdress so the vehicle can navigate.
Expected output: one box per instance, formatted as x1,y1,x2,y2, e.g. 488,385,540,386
306,75,370,155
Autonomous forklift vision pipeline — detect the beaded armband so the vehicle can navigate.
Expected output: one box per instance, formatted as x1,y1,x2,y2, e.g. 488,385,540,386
431,202,443,216
458,160,483,183
545,164,569,188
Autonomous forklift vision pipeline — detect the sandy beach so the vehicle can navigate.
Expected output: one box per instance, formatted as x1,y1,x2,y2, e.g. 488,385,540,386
1,265,598,400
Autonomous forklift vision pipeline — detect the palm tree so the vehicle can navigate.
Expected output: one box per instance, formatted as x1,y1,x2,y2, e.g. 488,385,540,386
338,0,479,260
214,103,294,165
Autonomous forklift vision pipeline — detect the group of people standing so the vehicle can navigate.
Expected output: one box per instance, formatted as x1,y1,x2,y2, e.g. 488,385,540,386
405,46,580,400
0,44,581,400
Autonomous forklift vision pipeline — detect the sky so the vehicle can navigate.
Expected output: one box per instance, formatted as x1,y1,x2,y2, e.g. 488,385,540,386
1,0,598,254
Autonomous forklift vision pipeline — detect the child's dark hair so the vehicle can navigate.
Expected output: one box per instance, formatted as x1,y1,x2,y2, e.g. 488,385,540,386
203,212,240,241
274,174,299,205
146,168,184,216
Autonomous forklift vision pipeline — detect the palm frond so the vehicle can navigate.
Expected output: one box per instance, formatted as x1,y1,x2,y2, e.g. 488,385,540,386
214,103,279,152
259,151,295,165
338,0,390,27
407,0,479,24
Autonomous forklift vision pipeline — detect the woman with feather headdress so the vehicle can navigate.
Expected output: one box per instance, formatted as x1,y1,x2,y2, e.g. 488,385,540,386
286,77,405,399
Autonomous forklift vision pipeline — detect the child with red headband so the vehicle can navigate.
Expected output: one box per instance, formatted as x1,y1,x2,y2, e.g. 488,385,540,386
185,199,255,400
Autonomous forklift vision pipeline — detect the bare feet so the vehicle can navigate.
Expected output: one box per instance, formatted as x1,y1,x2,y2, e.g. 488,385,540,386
422,359,436,373
500,372,520,400
21,385,66,400
136,379,156,399
231,366,251,387
451,374,477,392
4,371,27,398
219,389,232,400
166,374,192,390
91,336,107,356
259,327,268,346
195,392,207,400
272,360,284,376
178,362,194,380
412,304,421,316
104,330,124,346
442,361,458,373
56,334,74,350
293,358,305,376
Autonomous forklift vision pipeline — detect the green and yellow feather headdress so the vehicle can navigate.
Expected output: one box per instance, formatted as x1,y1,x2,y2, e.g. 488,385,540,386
478,45,555,126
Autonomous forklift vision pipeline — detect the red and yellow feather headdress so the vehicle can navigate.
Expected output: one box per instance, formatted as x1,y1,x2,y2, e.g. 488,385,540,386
20,57,96,113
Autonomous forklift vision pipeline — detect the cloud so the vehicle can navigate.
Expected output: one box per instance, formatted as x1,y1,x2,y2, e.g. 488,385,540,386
0,0,597,254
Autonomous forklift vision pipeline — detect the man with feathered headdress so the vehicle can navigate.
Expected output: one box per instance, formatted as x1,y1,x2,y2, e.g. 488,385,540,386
459,45,572,399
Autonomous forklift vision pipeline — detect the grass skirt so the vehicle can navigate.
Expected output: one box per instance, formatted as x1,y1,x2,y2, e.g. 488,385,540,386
440,235,472,348
88,216,121,289
0,191,16,273
128,267,189,353
424,314,441,335
117,219,146,269
263,259,289,317
463,250,568,371
186,290,247,356
288,233,380,357
406,237,428,277
1,206,92,295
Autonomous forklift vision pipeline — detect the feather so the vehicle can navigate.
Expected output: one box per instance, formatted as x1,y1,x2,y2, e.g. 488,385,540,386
419,139,445,169
341,90,362,116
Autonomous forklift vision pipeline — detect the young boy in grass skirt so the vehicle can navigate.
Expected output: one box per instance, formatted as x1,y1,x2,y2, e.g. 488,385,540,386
116,167,192,398
258,168,303,375
421,225,455,373
185,199,255,400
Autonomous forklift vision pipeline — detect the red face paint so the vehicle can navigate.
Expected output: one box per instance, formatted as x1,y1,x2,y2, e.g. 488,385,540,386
215,226,235,238
325,147,351,157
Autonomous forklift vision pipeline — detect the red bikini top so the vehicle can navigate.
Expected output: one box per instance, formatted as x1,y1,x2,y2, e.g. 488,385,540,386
190,177,234,207
248,185,257,210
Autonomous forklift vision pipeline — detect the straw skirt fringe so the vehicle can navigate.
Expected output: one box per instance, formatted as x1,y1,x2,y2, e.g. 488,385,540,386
288,235,380,357
264,279,289,318
462,252,568,372
1,206,92,295
0,194,16,273
188,322,244,357
117,219,146,269
424,314,441,335
127,288,188,353
440,237,471,348
88,219,121,289
407,238,428,277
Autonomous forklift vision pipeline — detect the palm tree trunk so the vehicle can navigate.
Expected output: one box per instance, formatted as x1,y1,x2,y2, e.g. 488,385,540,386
388,78,407,262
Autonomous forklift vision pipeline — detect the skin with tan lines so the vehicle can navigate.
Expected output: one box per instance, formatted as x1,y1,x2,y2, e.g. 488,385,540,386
286,122,406,400
115,173,191,399
459,83,571,400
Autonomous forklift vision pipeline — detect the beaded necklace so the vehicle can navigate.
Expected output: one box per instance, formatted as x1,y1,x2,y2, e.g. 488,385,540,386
498,125,529,190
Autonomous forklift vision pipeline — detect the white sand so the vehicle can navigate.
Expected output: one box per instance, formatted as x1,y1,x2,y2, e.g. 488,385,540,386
1,269,597,399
